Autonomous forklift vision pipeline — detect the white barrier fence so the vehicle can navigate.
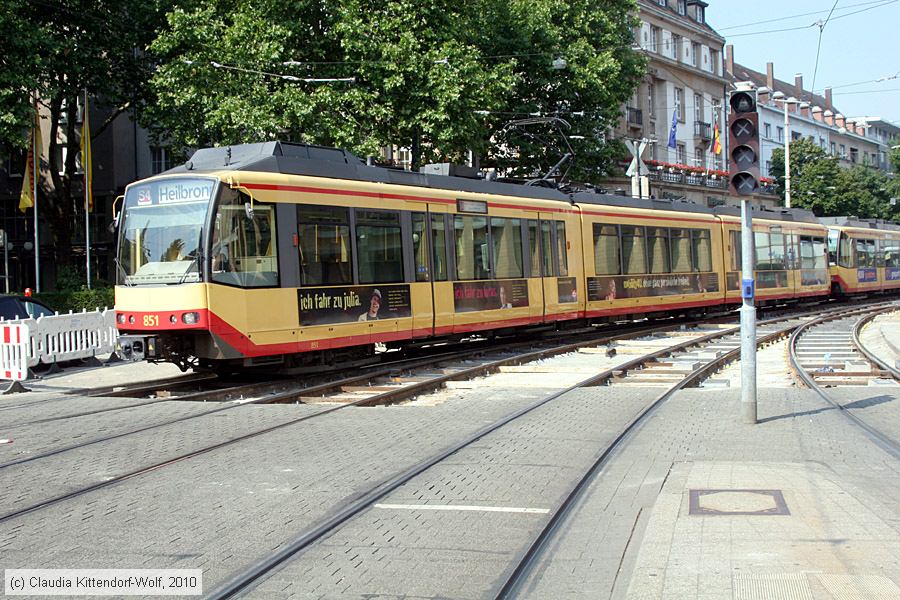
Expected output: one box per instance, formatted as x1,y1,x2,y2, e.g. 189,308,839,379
0,308,118,381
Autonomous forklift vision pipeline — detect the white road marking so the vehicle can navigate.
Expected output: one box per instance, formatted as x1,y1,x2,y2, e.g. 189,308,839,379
374,503,549,514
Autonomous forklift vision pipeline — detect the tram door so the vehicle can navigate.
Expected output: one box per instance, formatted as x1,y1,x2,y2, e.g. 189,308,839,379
411,207,452,337
538,214,557,320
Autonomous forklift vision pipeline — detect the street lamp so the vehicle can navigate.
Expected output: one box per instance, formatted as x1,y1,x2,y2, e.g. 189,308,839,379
772,91,801,208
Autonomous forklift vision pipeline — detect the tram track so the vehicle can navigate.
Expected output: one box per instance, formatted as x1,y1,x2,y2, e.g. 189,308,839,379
0,299,887,528
788,302,900,459
205,305,865,599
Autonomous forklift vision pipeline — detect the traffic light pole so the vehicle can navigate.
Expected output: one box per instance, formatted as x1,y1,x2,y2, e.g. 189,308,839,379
740,199,757,424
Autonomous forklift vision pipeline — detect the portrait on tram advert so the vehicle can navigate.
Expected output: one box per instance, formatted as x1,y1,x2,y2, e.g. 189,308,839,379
298,285,411,325
453,280,529,312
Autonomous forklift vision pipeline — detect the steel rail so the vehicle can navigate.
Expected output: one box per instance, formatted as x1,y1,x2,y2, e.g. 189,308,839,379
788,305,900,459
207,311,828,599
852,306,900,380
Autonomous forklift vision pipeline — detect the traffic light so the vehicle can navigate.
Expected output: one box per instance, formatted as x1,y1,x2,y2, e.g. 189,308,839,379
728,89,760,196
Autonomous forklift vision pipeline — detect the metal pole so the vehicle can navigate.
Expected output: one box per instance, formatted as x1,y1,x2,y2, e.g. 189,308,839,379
740,199,757,424
33,103,40,293
784,104,791,209
84,90,92,290
3,231,8,294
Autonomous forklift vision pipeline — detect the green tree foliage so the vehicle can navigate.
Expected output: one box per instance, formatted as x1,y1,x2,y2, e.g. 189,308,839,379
146,0,644,180
769,139,841,215
3,1,170,267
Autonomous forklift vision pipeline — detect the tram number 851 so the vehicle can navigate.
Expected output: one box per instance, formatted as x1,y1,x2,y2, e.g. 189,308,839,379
143,315,160,327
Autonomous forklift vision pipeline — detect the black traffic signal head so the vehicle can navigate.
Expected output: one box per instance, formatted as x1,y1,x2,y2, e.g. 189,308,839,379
728,89,760,196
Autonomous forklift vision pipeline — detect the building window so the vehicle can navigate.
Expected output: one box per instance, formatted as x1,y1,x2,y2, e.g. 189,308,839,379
694,93,703,122
678,0,687,14
691,42,700,67
648,81,656,117
776,126,784,142
819,137,826,148
650,26,661,53
850,147,858,163
710,49,719,75
792,131,802,141
839,144,846,158
151,147,177,175
764,123,772,139
657,0,667,6
676,143,686,165
766,160,772,176
694,148,704,169
671,34,681,60
675,87,684,122
3,147,25,177
696,5,705,22
830,142,836,155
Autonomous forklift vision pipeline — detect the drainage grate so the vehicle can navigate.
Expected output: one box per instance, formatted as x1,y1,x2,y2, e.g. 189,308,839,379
689,489,790,516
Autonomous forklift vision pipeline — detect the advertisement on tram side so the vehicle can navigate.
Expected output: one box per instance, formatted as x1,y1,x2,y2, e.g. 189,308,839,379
557,277,578,303
298,285,411,325
453,280,529,312
587,272,719,301
857,268,877,282
886,267,900,281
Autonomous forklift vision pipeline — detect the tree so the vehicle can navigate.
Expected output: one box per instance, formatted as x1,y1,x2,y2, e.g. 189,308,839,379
8,1,169,270
145,0,644,179
0,2,43,147
769,138,841,215
771,138,897,219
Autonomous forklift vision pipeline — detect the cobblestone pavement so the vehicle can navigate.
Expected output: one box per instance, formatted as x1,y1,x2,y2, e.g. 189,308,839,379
247,387,661,599
519,387,900,600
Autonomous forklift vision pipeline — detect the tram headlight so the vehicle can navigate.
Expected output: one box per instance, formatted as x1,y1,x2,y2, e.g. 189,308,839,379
117,313,126,325
170,314,178,324
128,315,135,324
182,312,200,325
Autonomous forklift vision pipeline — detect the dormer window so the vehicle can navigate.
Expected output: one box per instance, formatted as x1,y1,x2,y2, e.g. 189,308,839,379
696,6,705,22
688,0,708,24
678,0,686,14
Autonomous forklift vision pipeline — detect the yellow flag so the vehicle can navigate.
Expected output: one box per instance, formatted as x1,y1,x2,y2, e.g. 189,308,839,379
18,108,41,213
81,95,93,211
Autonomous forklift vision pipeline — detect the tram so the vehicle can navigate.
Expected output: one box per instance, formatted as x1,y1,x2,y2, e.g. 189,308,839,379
112,142,882,372
822,217,900,295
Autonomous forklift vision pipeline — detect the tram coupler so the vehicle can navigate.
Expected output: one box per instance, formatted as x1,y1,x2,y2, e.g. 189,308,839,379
116,335,160,361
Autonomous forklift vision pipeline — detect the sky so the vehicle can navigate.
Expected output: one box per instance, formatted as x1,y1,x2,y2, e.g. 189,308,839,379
709,0,900,125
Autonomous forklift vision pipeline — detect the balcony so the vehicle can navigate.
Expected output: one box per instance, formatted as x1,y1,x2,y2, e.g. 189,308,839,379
694,121,711,141
644,160,729,190
626,106,643,128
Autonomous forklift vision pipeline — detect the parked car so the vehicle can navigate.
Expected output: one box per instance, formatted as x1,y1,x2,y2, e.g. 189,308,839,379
0,296,56,321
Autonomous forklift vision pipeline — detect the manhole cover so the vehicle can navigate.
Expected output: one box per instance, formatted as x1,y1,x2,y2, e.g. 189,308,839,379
689,489,790,516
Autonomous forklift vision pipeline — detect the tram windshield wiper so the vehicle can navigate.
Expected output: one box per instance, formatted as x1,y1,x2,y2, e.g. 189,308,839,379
177,252,202,285
114,257,134,287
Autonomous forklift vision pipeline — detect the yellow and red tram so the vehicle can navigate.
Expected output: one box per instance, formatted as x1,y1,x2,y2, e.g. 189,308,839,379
112,142,892,372
822,217,900,295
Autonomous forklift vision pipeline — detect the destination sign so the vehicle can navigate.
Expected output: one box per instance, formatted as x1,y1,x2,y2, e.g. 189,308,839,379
129,178,216,207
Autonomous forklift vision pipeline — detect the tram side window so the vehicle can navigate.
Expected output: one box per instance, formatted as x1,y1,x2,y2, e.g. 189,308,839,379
886,240,900,268
838,233,853,267
593,224,620,275
729,230,742,272
555,221,568,276
855,239,875,268
670,229,692,273
431,214,448,281
754,232,771,270
691,229,712,272
455,215,489,280
356,209,403,284
528,220,541,277
621,226,647,274
491,217,524,278
412,213,429,282
212,190,279,287
799,236,815,270
813,237,827,270
298,205,351,286
769,232,786,270
875,240,885,267
647,227,670,274
540,220,554,276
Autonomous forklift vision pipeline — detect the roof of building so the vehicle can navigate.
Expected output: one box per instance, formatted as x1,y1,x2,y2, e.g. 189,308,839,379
730,62,835,113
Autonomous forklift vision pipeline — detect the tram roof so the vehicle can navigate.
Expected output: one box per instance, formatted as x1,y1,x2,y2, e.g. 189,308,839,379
819,216,900,231
171,141,820,225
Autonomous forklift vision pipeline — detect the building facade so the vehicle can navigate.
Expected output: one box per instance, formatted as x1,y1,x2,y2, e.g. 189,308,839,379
612,0,745,207
726,50,883,184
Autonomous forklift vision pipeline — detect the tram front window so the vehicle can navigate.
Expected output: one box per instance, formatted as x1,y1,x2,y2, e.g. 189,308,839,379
117,178,213,285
